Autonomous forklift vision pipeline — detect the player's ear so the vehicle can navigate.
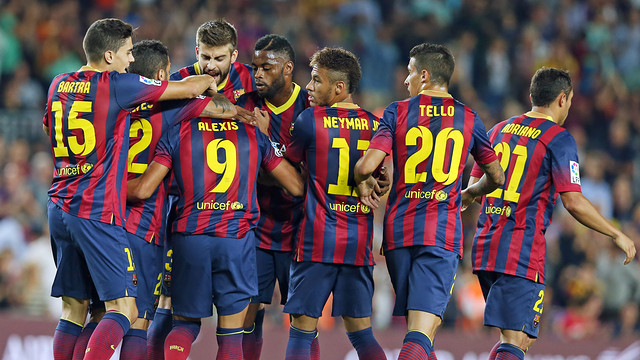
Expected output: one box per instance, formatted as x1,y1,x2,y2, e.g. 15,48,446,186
557,92,566,108
195,46,200,58
283,61,294,76
334,80,346,95
421,69,430,84
157,68,166,81
230,48,238,63
104,50,114,65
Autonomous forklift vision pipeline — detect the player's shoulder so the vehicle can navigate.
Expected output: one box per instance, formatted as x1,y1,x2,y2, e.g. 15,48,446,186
169,64,196,81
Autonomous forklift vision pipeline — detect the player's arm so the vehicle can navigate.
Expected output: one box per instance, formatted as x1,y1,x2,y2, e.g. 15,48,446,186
127,161,170,202
43,125,49,136
198,93,237,119
461,160,505,211
267,159,305,197
158,75,216,101
561,191,636,264
354,148,387,209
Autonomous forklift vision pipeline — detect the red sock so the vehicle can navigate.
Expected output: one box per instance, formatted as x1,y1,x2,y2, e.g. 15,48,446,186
72,322,97,360
217,327,244,360
53,319,82,360
310,333,319,360
164,320,200,360
346,327,386,360
242,308,264,360
120,328,147,360
84,311,130,360
398,341,428,360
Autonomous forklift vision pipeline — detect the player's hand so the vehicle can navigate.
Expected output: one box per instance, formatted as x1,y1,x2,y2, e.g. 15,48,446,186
374,166,390,197
253,107,270,136
613,233,636,265
356,176,380,209
460,188,475,212
234,105,257,125
205,75,218,95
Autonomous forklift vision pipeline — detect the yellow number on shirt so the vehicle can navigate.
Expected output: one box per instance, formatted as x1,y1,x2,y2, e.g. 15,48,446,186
486,142,528,203
533,289,544,314
128,118,153,174
327,138,370,196
206,139,237,193
404,126,464,185
51,100,96,157
124,247,135,271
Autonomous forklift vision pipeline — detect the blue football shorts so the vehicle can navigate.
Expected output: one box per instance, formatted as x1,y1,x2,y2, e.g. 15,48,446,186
126,232,163,319
252,248,293,304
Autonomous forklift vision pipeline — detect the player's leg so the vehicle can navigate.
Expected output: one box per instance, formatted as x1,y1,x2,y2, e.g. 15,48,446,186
120,233,162,360
212,232,259,360
388,246,458,360
163,233,214,360
283,261,336,360
335,265,386,360
242,247,277,360
48,201,91,360
147,239,174,360
72,297,104,360
66,216,138,360
477,271,543,360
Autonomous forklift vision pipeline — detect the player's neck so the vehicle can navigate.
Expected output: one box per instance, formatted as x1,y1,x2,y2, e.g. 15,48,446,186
530,107,558,124
268,82,295,108
421,83,448,93
330,94,353,107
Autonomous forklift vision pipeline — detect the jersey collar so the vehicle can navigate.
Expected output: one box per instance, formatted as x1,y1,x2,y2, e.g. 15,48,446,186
265,83,301,115
419,89,452,98
524,111,553,122
79,65,101,72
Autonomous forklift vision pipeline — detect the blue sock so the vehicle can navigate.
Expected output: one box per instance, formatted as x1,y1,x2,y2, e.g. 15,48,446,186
120,328,147,360
285,326,316,360
53,319,82,360
402,330,433,356
243,308,265,360
346,327,386,360
496,343,525,360
216,327,244,359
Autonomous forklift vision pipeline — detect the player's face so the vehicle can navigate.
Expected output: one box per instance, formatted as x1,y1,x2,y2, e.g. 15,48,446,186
306,65,335,106
111,37,134,73
404,57,422,97
196,43,238,84
252,50,287,100
558,90,573,126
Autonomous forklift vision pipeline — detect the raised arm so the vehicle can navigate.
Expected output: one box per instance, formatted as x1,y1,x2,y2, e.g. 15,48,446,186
268,159,305,197
561,191,636,264
127,161,170,202
199,93,237,119
461,160,504,211
158,75,216,101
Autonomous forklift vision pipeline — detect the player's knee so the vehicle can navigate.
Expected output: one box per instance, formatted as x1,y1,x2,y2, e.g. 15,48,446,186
500,330,532,351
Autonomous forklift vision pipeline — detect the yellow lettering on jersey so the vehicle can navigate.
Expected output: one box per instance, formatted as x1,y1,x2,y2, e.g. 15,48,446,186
420,105,454,117
360,118,369,130
57,81,92,94
198,121,239,132
323,116,371,130
500,123,541,139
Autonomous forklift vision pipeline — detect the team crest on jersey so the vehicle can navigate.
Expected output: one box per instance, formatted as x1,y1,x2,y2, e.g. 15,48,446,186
533,314,540,327
570,161,580,185
233,89,245,99
289,122,295,136
139,76,162,86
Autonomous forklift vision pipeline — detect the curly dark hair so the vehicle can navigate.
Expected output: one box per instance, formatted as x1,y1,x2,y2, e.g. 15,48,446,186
309,47,361,94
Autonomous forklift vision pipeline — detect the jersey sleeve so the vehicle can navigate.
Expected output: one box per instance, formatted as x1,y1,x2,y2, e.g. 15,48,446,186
470,123,499,178
469,113,498,165
368,103,397,155
153,126,176,169
258,129,283,172
549,130,582,193
113,73,169,110
160,96,211,127
286,109,314,163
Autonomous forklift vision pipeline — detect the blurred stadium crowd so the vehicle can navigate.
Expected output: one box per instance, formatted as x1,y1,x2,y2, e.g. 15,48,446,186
1,0,640,341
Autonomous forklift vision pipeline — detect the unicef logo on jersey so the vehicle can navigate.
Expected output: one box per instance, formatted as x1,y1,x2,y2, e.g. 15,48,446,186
57,162,94,177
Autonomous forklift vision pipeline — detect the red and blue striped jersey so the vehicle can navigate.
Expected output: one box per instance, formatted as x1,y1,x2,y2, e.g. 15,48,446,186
154,117,282,238
287,104,379,266
470,112,582,284
125,97,211,244
236,83,310,251
369,90,497,257
43,68,168,227
170,62,255,103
